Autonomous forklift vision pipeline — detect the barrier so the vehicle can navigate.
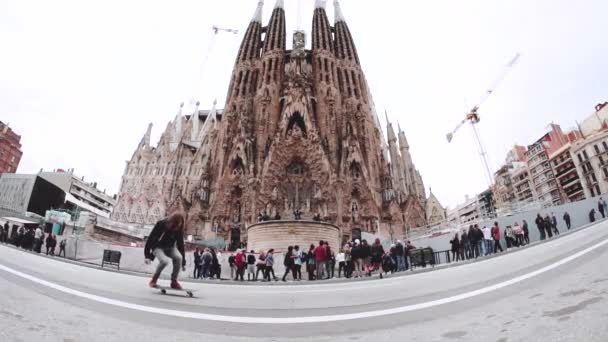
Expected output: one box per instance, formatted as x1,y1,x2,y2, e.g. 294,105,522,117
101,249,122,270
410,248,436,268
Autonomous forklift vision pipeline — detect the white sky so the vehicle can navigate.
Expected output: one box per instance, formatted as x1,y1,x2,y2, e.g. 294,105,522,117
1,0,607,208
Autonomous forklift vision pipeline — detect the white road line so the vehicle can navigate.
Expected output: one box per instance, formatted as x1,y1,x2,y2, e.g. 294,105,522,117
1,237,607,324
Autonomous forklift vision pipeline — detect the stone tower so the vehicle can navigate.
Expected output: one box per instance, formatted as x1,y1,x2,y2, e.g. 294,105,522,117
113,0,444,247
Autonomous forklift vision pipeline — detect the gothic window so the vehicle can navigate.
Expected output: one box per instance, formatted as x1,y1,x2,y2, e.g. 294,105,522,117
231,157,244,176
287,112,307,135
287,161,305,176
337,68,344,93
352,70,359,98
350,161,362,179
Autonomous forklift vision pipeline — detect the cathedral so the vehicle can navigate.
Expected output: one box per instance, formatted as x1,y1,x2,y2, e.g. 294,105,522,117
111,0,446,247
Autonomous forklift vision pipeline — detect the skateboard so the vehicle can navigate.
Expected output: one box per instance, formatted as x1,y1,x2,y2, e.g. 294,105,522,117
155,285,195,297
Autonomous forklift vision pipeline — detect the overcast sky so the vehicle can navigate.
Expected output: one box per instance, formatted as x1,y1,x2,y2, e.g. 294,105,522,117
1,0,607,208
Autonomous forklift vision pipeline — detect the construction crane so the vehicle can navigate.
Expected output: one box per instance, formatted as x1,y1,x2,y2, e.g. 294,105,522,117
194,25,239,100
446,53,521,186
212,26,238,35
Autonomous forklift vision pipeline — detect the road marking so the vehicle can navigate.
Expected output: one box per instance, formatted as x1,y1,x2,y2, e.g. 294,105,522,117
1,237,607,324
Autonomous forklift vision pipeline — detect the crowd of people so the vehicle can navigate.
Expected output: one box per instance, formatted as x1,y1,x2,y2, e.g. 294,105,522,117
448,209,582,262
0,221,66,257
196,238,418,282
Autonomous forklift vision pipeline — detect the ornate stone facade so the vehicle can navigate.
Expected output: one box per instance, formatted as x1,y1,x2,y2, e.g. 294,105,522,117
113,0,445,248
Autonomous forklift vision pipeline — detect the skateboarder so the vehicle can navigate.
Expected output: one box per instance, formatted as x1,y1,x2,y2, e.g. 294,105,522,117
144,212,187,290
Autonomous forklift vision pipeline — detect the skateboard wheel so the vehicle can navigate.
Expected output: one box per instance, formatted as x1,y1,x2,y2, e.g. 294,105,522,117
161,289,166,294
187,291,193,297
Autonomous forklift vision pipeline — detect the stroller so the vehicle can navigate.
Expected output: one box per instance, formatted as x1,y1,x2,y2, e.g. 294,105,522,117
381,254,395,275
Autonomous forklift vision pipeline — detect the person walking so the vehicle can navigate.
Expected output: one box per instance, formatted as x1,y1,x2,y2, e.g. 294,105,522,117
201,248,213,279
492,222,504,253
58,239,66,257
264,249,278,281
255,251,266,281
462,228,471,259
351,239,364,278
45,234,54,255
370,238,385,278
590,208,597,223
306,244,316,280
144,213,187,289
599,198,605,219
314,240,327,280
337,251,346,278
535,213,546,240
228,253,236,280
469,225,479,258
266,249,278,281
246,250,256,281
450,234,461,261
210,248,221,279
193,248,202,279
235,249,246,281
2,221,9,243
563,212,571,230
360,239,372,276
504,226,515,249
325,242,335,279
522,219,530,245
513,222,524,246
293,245,302,280
483,225,492,255
343,242,352,278
405,240,416,270
281,246,295,282
34,226,43,253
395,240,406,272
551,213,560,236
544,214,553,238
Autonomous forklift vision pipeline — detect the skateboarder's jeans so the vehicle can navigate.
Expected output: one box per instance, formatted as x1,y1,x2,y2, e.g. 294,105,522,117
153,247,182,280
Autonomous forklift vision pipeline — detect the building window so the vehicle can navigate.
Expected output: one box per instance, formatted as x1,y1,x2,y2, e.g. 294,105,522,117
604,141,608,152
603,168,608,179
583,150,589,160
577,153,583,163
595,145,600,154
591,173,597,182
601,156,605,165
595,185,601,195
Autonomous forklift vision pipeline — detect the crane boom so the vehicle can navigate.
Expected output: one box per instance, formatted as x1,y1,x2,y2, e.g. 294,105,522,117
212,26,238,35
446,53,520,143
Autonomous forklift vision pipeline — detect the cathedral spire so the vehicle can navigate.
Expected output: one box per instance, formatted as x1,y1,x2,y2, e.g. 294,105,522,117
312,0,332,51
333,0,360,64
252,0,264,22
142,122,152,147
191,101,201,143
398,124,409,150
235,1,263,63
333,0,345,23
263,0,286,53
385,111,396,143
274,0,284,9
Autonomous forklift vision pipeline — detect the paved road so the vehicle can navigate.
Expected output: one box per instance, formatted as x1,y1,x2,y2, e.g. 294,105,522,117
1,221,608,342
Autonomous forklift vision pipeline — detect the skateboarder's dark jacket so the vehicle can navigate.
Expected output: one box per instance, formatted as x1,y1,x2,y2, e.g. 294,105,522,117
144,219,186,266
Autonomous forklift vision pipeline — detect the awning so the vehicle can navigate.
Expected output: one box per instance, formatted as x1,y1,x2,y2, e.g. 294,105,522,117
2,216,40,225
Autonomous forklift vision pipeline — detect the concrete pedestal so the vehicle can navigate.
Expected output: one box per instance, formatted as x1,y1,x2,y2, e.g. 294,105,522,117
247,220,340,253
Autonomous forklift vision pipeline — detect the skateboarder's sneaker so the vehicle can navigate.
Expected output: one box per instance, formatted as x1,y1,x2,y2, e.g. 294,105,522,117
149,277,159,288
170,280,183,290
